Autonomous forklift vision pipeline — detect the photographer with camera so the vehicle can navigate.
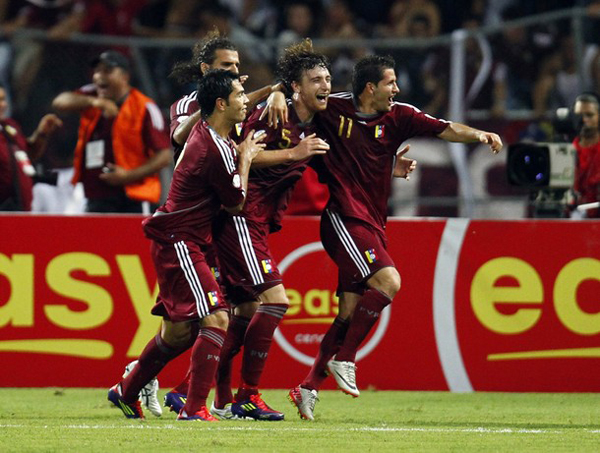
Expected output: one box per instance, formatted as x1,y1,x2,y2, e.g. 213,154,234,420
572,93,600,218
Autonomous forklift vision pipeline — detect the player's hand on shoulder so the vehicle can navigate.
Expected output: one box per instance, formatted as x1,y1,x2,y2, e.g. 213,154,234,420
238,129,266,162
260,91,287,128
292,133,329,161
478,131,503,154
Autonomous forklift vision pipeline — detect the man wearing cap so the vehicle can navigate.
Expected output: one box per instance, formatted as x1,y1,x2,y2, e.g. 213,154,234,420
52,50,171,213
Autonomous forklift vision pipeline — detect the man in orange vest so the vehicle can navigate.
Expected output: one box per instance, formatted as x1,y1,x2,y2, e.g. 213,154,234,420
52,50,171,213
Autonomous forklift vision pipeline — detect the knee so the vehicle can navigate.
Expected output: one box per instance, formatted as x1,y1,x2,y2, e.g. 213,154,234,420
386,272,401,298
258,284,290,306
370,268,401,298
234,301,260,318
160,320,200,349
203,310,229,331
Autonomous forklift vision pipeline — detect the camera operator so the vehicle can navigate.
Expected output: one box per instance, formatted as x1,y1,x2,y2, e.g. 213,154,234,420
572,93,600,218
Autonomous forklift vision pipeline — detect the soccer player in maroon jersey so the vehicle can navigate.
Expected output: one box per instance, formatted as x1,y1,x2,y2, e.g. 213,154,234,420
205,39,331,421
107,69,265,421
169,31,287,163
161,32,288,414
289,54,502,420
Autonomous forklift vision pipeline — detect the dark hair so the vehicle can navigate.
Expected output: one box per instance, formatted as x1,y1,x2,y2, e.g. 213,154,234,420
169,30,237,85
351,55,395,99
197,69,240,118
575,92,600,108
276,39,330,95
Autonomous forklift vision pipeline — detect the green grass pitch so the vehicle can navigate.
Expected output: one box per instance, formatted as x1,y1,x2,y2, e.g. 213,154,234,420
0,389,599,452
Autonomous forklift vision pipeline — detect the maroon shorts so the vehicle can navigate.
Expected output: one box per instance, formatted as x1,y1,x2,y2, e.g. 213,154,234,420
320,209,395,295
150,239,227,322
214,214,282,303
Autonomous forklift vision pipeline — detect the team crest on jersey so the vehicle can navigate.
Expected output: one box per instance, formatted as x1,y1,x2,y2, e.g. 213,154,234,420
235,122,243,137
207,291,219,306
365,248,378,263
375,125,385,139
261,259,273,273
211,266,221,282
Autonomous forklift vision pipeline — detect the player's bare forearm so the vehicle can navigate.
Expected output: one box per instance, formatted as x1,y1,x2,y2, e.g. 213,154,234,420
252,133,328,168
251,149,294,168
172,109,202,146
246,82,283,110
247,86,273,110
438,122,503,153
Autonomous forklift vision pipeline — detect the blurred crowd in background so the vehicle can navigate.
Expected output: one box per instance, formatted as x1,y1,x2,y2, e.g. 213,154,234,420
1,0,600,217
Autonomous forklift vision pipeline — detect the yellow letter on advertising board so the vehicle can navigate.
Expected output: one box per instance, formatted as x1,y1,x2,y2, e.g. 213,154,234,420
554,258,600,335
0,254,34,327
116,255,161,356
331,292,339,316
304,289,331,316
285,289,302,316
471,257,543,334
45,252,112,329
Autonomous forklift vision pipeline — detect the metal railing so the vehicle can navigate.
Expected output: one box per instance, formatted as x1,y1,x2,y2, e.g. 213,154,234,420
1,7,589,217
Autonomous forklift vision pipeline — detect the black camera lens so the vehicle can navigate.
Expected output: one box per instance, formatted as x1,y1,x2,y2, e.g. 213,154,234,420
507,144,550,187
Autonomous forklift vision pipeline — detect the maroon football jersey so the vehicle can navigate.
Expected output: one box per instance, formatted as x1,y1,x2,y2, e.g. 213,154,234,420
313,92,449,229
143,120,244,244
170,90,199,162
240,100,316,231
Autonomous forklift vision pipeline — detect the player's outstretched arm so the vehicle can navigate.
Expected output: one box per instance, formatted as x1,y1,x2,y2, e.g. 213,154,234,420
438,122,503,154
251,133,329,168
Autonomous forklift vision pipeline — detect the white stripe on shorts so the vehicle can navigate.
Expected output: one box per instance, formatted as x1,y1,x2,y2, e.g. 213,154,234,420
232,215,264,285
326,209,371,278
174,241,209,318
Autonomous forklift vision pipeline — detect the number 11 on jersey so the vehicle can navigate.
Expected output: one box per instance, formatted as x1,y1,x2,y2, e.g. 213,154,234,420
338,115,353,138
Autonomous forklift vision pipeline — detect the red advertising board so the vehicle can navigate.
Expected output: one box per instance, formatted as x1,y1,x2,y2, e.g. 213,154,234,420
0,214,599,391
